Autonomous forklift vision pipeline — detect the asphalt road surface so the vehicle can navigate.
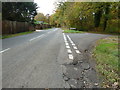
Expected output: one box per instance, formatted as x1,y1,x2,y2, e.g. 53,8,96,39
1,28,110,88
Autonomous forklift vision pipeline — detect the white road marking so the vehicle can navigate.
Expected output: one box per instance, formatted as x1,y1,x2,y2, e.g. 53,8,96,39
67,49,72,53
29,34,45,41
64,38,66,40
63,36,66,38
67,35,71,40
70,42,74,44
63,33,74,60
36,30,43,32
67,35,75,44
75,50,81,54
73,46,77,49
66,35,81,55
68,54,74,60
72,43,75,46
66,35,70,39
64,40,68,43
66,46,70,49
0,48,10,53
65,43,69,46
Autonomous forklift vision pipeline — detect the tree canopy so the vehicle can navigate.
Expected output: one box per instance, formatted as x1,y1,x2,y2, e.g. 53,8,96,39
50,2,119,33
2,2,38,22
34,13,48,22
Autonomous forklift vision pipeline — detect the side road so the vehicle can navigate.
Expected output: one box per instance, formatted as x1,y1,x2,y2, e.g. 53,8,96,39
2,28,114,88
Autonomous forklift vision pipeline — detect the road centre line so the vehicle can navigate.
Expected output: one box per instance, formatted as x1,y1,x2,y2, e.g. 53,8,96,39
63,33,74,60
65,43,69,46
30,30,54,41
0,48,10,53
66,45,70,49
67,49,72,54
29,34,45,41
64,37,67,41
66,35,82,54
64,39,67,42
68,54,74,60
75,50,81,54
73,46,78,49
72,43,75,46
67,35,74,44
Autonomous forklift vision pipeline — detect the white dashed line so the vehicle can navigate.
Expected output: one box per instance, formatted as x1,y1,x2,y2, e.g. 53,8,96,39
73,46,78,49
75,50,81,54
65,43,69,46
67,35,70,39
68,54,74,60
64,38,66,40
0,48,10,53
67,35,71,40
70,41,74,44
67,35,74,44
67,49,72,54
66,35,82,55
64,38,67,41
72,43,75,46
29,34,45,41
66,46,70,49
64,40,68,43
63,33,74,60
31,31,53,41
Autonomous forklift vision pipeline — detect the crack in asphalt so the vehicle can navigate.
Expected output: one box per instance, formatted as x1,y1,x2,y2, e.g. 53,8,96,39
62,49,99,88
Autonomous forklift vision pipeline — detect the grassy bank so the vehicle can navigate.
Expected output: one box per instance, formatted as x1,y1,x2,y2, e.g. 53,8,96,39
1,31,34,39
93,36,119,88
63,29,85,33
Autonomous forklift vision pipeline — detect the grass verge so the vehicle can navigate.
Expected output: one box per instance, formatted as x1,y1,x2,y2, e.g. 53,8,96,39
1,31,34,39
63,29,85,33
93,36,119,88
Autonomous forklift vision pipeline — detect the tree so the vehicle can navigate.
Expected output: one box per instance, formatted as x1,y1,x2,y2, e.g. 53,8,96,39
2,2,38,22
34,13,48,22
50,2,119,33
93,3,104,27
103,3,110,31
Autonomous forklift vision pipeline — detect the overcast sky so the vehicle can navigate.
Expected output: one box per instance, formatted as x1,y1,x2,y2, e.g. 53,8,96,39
34,0,58,15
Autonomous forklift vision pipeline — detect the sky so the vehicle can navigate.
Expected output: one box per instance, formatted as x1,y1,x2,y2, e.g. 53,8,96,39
34,0,58,15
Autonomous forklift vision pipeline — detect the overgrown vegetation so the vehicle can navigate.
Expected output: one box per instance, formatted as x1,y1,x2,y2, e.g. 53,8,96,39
1,31,34,39
93,37,119,88
50,2,119,34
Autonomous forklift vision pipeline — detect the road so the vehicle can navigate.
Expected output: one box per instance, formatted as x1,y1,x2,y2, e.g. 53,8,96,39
1,28,110,88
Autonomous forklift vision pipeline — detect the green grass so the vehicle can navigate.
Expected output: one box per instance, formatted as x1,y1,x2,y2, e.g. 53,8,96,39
63,29,85,33
1,31,34,39
93,36,119,88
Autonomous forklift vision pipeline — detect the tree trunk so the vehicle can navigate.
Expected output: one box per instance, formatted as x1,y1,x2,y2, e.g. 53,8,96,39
94,10,102,27
103,4,110,31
